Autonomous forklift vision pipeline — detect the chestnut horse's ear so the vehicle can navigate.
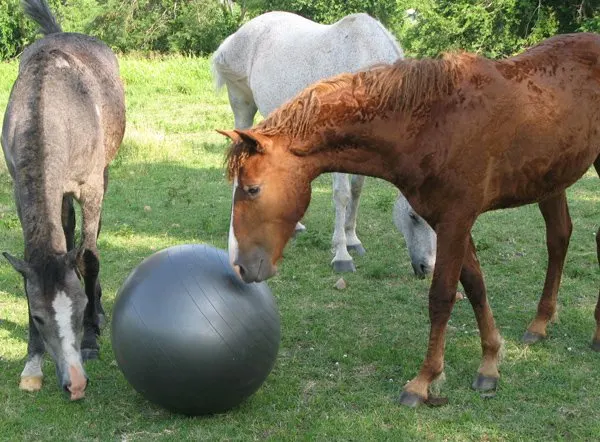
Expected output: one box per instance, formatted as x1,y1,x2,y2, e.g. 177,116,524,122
216,129,243,144
216,129,271,153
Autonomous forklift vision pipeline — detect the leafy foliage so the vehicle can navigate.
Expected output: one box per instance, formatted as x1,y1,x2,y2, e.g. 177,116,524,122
397,0,599,57
0,0,598,60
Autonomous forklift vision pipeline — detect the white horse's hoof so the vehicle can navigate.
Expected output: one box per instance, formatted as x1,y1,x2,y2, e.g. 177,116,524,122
347,244,366,256
332,260,356,273
295,222,306,233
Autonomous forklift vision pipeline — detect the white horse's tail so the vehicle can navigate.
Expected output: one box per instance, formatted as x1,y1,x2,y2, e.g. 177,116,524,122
212,34,250,92
211,49,227,91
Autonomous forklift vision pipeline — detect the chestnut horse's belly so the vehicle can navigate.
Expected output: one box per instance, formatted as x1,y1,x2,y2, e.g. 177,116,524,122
485,138,600,211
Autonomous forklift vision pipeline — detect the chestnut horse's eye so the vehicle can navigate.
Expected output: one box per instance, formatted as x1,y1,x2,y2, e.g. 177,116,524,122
246,185,261,198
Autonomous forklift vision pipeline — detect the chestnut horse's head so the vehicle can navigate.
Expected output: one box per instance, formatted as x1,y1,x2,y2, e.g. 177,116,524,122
219,129,315,283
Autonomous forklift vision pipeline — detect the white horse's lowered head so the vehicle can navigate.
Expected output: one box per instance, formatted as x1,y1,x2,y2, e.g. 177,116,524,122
213,11,436,277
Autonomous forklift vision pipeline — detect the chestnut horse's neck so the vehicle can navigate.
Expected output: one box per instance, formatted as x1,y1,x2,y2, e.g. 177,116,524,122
253,54,473,185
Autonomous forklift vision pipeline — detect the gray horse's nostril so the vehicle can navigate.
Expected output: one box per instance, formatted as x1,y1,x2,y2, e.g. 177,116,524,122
420,263,427,274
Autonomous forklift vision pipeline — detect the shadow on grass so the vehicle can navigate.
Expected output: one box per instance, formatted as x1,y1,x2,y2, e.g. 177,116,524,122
0,318,27,344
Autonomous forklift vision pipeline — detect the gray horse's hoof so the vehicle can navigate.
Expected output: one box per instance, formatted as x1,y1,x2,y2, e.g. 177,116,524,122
522,330,545,345
333,260,356,273
397,390,426,408
347,244,366,256
472,374,498,392
591,340,600,352
81,348,99,362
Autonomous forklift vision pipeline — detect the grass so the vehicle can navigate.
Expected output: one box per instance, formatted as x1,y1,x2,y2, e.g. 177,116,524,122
1,54,600,441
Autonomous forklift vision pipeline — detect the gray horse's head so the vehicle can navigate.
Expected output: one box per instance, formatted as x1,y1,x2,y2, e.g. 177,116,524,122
3,250,88,399
393,194,436,278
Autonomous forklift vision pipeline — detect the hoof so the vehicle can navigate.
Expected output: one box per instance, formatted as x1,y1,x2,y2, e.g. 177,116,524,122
332,260,356,273
591,340,600,352
347,244,366,256
472,374,498,392
523,330,546,345
20,375,43,392
81,348,99,362
397,390,426,408
293,223,306,237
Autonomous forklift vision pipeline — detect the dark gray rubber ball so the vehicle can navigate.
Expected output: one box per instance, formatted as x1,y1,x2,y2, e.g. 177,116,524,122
111,244,280,415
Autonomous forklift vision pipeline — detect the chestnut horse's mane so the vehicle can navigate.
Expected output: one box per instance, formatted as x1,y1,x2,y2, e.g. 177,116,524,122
226,52,471,179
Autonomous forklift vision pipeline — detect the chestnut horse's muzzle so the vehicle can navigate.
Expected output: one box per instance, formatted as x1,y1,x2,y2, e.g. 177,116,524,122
233,247,277,283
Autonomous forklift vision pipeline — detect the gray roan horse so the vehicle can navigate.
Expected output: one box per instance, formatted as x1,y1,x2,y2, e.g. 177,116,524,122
1,0,125,400
212,11,436,276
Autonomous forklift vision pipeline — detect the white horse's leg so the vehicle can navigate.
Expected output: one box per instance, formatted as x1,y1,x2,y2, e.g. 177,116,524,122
331,173,355,272
344,174,366,255
227,83,257,130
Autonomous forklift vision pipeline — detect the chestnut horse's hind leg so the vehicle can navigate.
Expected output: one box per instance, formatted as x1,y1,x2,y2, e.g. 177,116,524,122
399,218,473,407
523,191,571,344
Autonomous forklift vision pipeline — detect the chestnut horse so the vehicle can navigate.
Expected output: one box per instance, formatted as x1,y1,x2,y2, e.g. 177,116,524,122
219,33,600,407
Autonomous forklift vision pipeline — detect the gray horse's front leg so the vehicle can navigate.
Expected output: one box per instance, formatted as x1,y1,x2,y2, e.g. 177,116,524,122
20,310,45,392
79,185,104,361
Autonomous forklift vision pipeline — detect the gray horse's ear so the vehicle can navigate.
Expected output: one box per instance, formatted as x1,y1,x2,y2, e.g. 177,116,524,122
3,252,32,277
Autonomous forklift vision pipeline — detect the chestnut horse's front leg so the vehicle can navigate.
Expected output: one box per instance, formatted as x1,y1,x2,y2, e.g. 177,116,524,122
399,218,473,407
461,236,502,391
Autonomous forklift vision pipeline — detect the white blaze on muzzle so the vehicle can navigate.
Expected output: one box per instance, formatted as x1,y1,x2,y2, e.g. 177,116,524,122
229,176,240,270
53,291,86,399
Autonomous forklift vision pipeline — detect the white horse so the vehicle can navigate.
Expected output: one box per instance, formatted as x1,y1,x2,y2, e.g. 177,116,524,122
213,11,436,276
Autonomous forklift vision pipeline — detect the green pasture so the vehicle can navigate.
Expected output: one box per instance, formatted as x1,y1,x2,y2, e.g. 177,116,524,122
0,56,599,441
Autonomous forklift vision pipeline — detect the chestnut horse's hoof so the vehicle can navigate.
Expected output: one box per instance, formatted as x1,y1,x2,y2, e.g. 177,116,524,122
472,374,498,392
522,330,545,345
333,260,356,273
20,375,43,392
397,390,426,408
347,244,366,256
591,339,600,352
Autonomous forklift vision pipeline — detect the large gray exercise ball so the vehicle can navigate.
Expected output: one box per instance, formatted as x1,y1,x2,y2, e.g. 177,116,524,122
111,244,280,416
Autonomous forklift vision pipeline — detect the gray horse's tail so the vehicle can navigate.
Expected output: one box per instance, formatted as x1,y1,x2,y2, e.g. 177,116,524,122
22,0,63,36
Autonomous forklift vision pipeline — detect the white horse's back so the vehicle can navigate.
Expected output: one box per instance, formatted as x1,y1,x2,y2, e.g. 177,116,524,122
212,11,402,115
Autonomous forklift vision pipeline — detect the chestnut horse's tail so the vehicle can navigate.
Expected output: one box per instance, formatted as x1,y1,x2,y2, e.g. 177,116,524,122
22,0,62,36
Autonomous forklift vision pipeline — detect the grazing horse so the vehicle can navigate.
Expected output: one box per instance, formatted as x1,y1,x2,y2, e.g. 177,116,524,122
1,0,125,399
220,33,600,406
212,11,435,276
